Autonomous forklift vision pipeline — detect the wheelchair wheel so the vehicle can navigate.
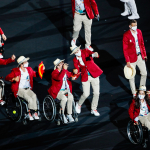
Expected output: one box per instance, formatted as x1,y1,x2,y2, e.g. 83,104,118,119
6,94,22,122
43,95,56,122
127,120,143,144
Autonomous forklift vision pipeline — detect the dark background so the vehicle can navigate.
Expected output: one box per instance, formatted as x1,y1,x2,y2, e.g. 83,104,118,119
0,0,150,149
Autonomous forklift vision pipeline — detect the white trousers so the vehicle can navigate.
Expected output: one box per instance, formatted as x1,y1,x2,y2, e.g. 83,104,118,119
56,90,73,114
129,55,147,94
73,13,92,47
78,76,100,110
121,0,139,16
138,113,150,130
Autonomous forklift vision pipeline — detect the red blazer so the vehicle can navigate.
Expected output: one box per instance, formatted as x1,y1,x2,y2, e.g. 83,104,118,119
0,28,4,35
73,49,103,82
123,29,146,63
5,67,37,97
48,69,73,99
128,99,150,123
71,0,99,19
0,58,14,65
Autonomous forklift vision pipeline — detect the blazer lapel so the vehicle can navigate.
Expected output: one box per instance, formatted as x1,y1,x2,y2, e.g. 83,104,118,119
129,30,135,45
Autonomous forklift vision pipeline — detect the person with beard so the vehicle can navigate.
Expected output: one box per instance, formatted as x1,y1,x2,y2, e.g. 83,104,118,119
70,45,103,116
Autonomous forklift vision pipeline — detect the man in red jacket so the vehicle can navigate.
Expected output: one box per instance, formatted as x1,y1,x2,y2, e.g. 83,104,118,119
0,54,16,105
71,0,99,51
0,27,7,58
123,20,147,97
70,45,103,116
5,56,45,120
48,58,76,124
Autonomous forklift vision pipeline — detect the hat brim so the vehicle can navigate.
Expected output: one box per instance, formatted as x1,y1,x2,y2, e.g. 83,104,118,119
70,45,81,55
124,64,136,79
18,57,30,67
54,59,65,70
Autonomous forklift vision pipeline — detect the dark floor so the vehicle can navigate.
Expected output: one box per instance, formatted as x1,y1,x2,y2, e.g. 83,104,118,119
0,0,150,149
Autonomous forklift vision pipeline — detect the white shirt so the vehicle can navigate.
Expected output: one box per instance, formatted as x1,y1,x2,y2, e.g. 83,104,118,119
19,68,31,89
75,0,85,14
131,30,141,54
134,99,149,122
76,56,85,66
60,74,70,91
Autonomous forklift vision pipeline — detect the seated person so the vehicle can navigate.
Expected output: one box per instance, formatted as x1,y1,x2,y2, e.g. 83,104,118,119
0,54,16,105
48,58,76,124
128,85,150,129
5,56,45,120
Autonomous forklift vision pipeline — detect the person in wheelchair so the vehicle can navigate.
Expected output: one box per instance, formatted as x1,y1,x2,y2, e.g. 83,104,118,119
5,56,45,120
128,85,150,129
0,54,16,105
48,58,76,124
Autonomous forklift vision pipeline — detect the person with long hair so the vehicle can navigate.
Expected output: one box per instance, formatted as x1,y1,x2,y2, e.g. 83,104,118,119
128,86,150,129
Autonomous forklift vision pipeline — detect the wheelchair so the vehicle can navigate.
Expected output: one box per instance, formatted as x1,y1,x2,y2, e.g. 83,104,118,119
5,92,41,125
127,120,150,148
43,95,78,125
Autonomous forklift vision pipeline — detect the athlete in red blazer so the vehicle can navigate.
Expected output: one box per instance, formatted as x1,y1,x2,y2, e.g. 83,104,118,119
5,67,37,98
71,46,103,116
71,0,99,51
73,49,103,82
123,20,147,96
123,29,146,63
71,0,99,19
48,69,73,99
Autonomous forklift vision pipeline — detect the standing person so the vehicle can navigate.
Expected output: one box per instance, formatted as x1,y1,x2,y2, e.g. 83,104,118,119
70,45,103,116
48,58,76,124
0,54,16,105
71,0,100,51
120,0,140,19
0,28,7,58
123,20,147,97
5,56,45,120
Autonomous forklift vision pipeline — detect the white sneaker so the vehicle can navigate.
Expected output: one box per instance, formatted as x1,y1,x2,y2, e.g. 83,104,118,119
91,110,100,116
32,112,39,120
62,114,68,124
28,113,34,121
0,100,5,106
128,14,140,20
67,114,74,123
85,46,93,51
71,39,76,46
121,11,130,16
76,102,81,114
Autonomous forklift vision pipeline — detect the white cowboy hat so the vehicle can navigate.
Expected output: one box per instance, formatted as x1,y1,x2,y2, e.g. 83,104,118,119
139,85,146,91
124,64,136,79
17,56,29,66
70,45,81,55
54,58,65,70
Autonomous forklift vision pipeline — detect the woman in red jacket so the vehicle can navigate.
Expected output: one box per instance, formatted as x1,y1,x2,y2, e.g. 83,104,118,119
128,86,150,129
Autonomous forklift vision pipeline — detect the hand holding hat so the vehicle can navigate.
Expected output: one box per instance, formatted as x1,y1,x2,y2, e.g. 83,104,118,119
124,64,136,79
